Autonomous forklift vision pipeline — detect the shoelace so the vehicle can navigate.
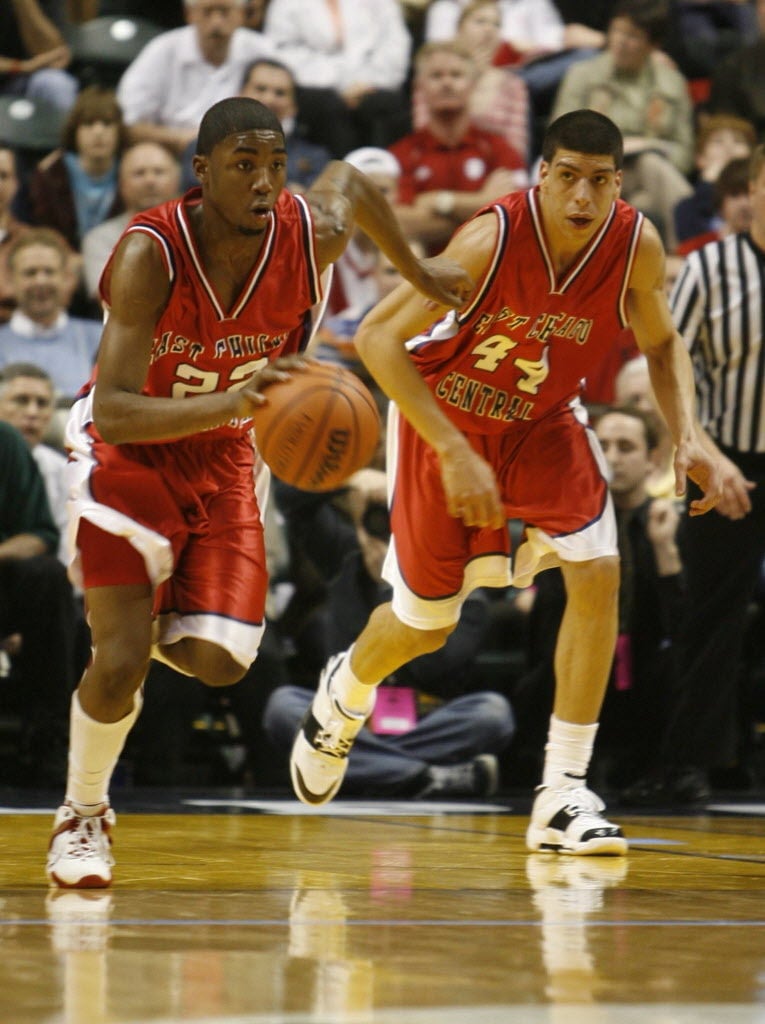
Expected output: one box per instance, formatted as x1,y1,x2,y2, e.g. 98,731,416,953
61,816,107,861
558,785,606,818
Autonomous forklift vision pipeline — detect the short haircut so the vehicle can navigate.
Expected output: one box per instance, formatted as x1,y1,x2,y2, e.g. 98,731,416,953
61,85,127,154
611,0,669,47
414,40,476,77
196,97,284,155
7,228,69,270
241,57,296,92
0,362,54,387
599,404,662,453
542,110,624,170
715,157,751,209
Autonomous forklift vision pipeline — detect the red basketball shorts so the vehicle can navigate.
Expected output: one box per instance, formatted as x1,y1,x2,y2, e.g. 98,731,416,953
65,397,269,666
384,397,617,629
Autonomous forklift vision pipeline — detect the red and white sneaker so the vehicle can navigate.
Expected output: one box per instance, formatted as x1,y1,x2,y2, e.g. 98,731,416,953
46,804,116,888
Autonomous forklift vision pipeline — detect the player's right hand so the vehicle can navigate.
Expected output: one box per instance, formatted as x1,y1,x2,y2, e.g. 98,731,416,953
236,355,309,413
438,437,505,530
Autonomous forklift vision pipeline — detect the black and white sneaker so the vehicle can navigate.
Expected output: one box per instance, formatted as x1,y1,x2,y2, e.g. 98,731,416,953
290,651,374,806
526,783,627,856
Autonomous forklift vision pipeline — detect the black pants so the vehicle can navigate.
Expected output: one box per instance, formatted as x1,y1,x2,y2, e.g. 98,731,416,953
295,86,412,159
662,447,765,771
0,555,81,784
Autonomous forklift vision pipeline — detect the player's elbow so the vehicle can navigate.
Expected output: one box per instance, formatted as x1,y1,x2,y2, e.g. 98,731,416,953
93,391,129,444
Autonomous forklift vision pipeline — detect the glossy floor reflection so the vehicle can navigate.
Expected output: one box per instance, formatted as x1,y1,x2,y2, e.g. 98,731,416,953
1,795,764,1023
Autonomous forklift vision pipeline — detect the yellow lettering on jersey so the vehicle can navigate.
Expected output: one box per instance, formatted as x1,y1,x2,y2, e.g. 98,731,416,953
472,333,519,372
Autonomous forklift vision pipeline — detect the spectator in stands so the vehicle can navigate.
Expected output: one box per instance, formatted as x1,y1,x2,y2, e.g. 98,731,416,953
0,230,101,402
82,141,181,307
389,40,527,254
315,237,421,377
424,0,604,60
0,363,67,563
116,0,275,157
424,0,604,135
613,354,675,500
673,115,755,252
551,0,695,250
0,146,31,324
263,0,413,157
441,0,531,160
265,468,515,798
26,85,127,252
0,419,79,787
180,58,331,193
0,0,78,112
321,146,402,319
594,406,685,793
675,155,753,256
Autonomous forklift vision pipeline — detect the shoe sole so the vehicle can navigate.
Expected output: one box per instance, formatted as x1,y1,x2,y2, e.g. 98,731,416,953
526,825,628,856
46,869,112,889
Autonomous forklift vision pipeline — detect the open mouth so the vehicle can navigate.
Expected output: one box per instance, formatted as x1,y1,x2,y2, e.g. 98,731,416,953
568,215,592,229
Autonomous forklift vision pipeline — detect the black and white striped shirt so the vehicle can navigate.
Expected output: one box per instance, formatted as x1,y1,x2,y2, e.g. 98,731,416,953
670,233,765,452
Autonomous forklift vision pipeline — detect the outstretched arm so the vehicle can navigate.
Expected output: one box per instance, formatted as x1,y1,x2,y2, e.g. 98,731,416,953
626,221,724,515
305,160,473,309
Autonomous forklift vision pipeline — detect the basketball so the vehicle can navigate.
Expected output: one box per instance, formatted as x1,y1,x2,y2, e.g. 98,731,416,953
251,362,381,491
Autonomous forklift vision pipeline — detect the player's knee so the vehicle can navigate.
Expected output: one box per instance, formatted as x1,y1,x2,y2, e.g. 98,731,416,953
91,643,150,700
564,555,620,604
401,622,454,658
194,647,249,688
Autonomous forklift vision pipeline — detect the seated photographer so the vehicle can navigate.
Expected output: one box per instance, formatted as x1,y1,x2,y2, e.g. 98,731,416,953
265,468,515,799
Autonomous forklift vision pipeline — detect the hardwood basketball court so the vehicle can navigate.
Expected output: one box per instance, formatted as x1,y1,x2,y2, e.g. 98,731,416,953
1,790,764,1022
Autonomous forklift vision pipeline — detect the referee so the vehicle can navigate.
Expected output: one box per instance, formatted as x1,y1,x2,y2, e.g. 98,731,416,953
663,145,765,801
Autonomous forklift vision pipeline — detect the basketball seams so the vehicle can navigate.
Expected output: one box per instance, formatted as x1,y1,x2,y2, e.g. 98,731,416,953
252,364,380,491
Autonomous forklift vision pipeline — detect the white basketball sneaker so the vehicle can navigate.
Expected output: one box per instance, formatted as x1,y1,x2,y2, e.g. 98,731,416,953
46,804,116,888
290,651,374,805
526,782,627,856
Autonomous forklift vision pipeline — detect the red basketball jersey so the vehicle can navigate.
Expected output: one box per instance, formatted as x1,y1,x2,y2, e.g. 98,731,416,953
408,187,643,433
98,187,323,441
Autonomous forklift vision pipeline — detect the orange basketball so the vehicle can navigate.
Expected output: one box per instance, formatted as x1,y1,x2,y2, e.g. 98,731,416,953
251,362,381,491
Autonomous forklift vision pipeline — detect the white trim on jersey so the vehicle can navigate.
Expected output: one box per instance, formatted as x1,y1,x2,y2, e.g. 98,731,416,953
293,191,324,305
529,189,617,296
124,224,176,283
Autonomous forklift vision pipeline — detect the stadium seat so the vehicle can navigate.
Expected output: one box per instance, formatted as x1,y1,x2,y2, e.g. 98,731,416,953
64,16,164,88
0,96,65,154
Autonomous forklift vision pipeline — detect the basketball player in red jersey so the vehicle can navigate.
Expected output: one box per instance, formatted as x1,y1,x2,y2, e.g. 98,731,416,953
290,109,745,854
45,96,472,888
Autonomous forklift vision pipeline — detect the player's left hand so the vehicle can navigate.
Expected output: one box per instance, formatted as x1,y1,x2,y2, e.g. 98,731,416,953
415,256,474,310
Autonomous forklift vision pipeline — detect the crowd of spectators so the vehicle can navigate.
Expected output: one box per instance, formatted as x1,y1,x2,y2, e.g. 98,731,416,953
1,0,764,803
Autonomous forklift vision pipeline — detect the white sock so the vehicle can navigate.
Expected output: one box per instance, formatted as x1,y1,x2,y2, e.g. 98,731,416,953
65,689,143,814
330,646,376,714
541,715,598,791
